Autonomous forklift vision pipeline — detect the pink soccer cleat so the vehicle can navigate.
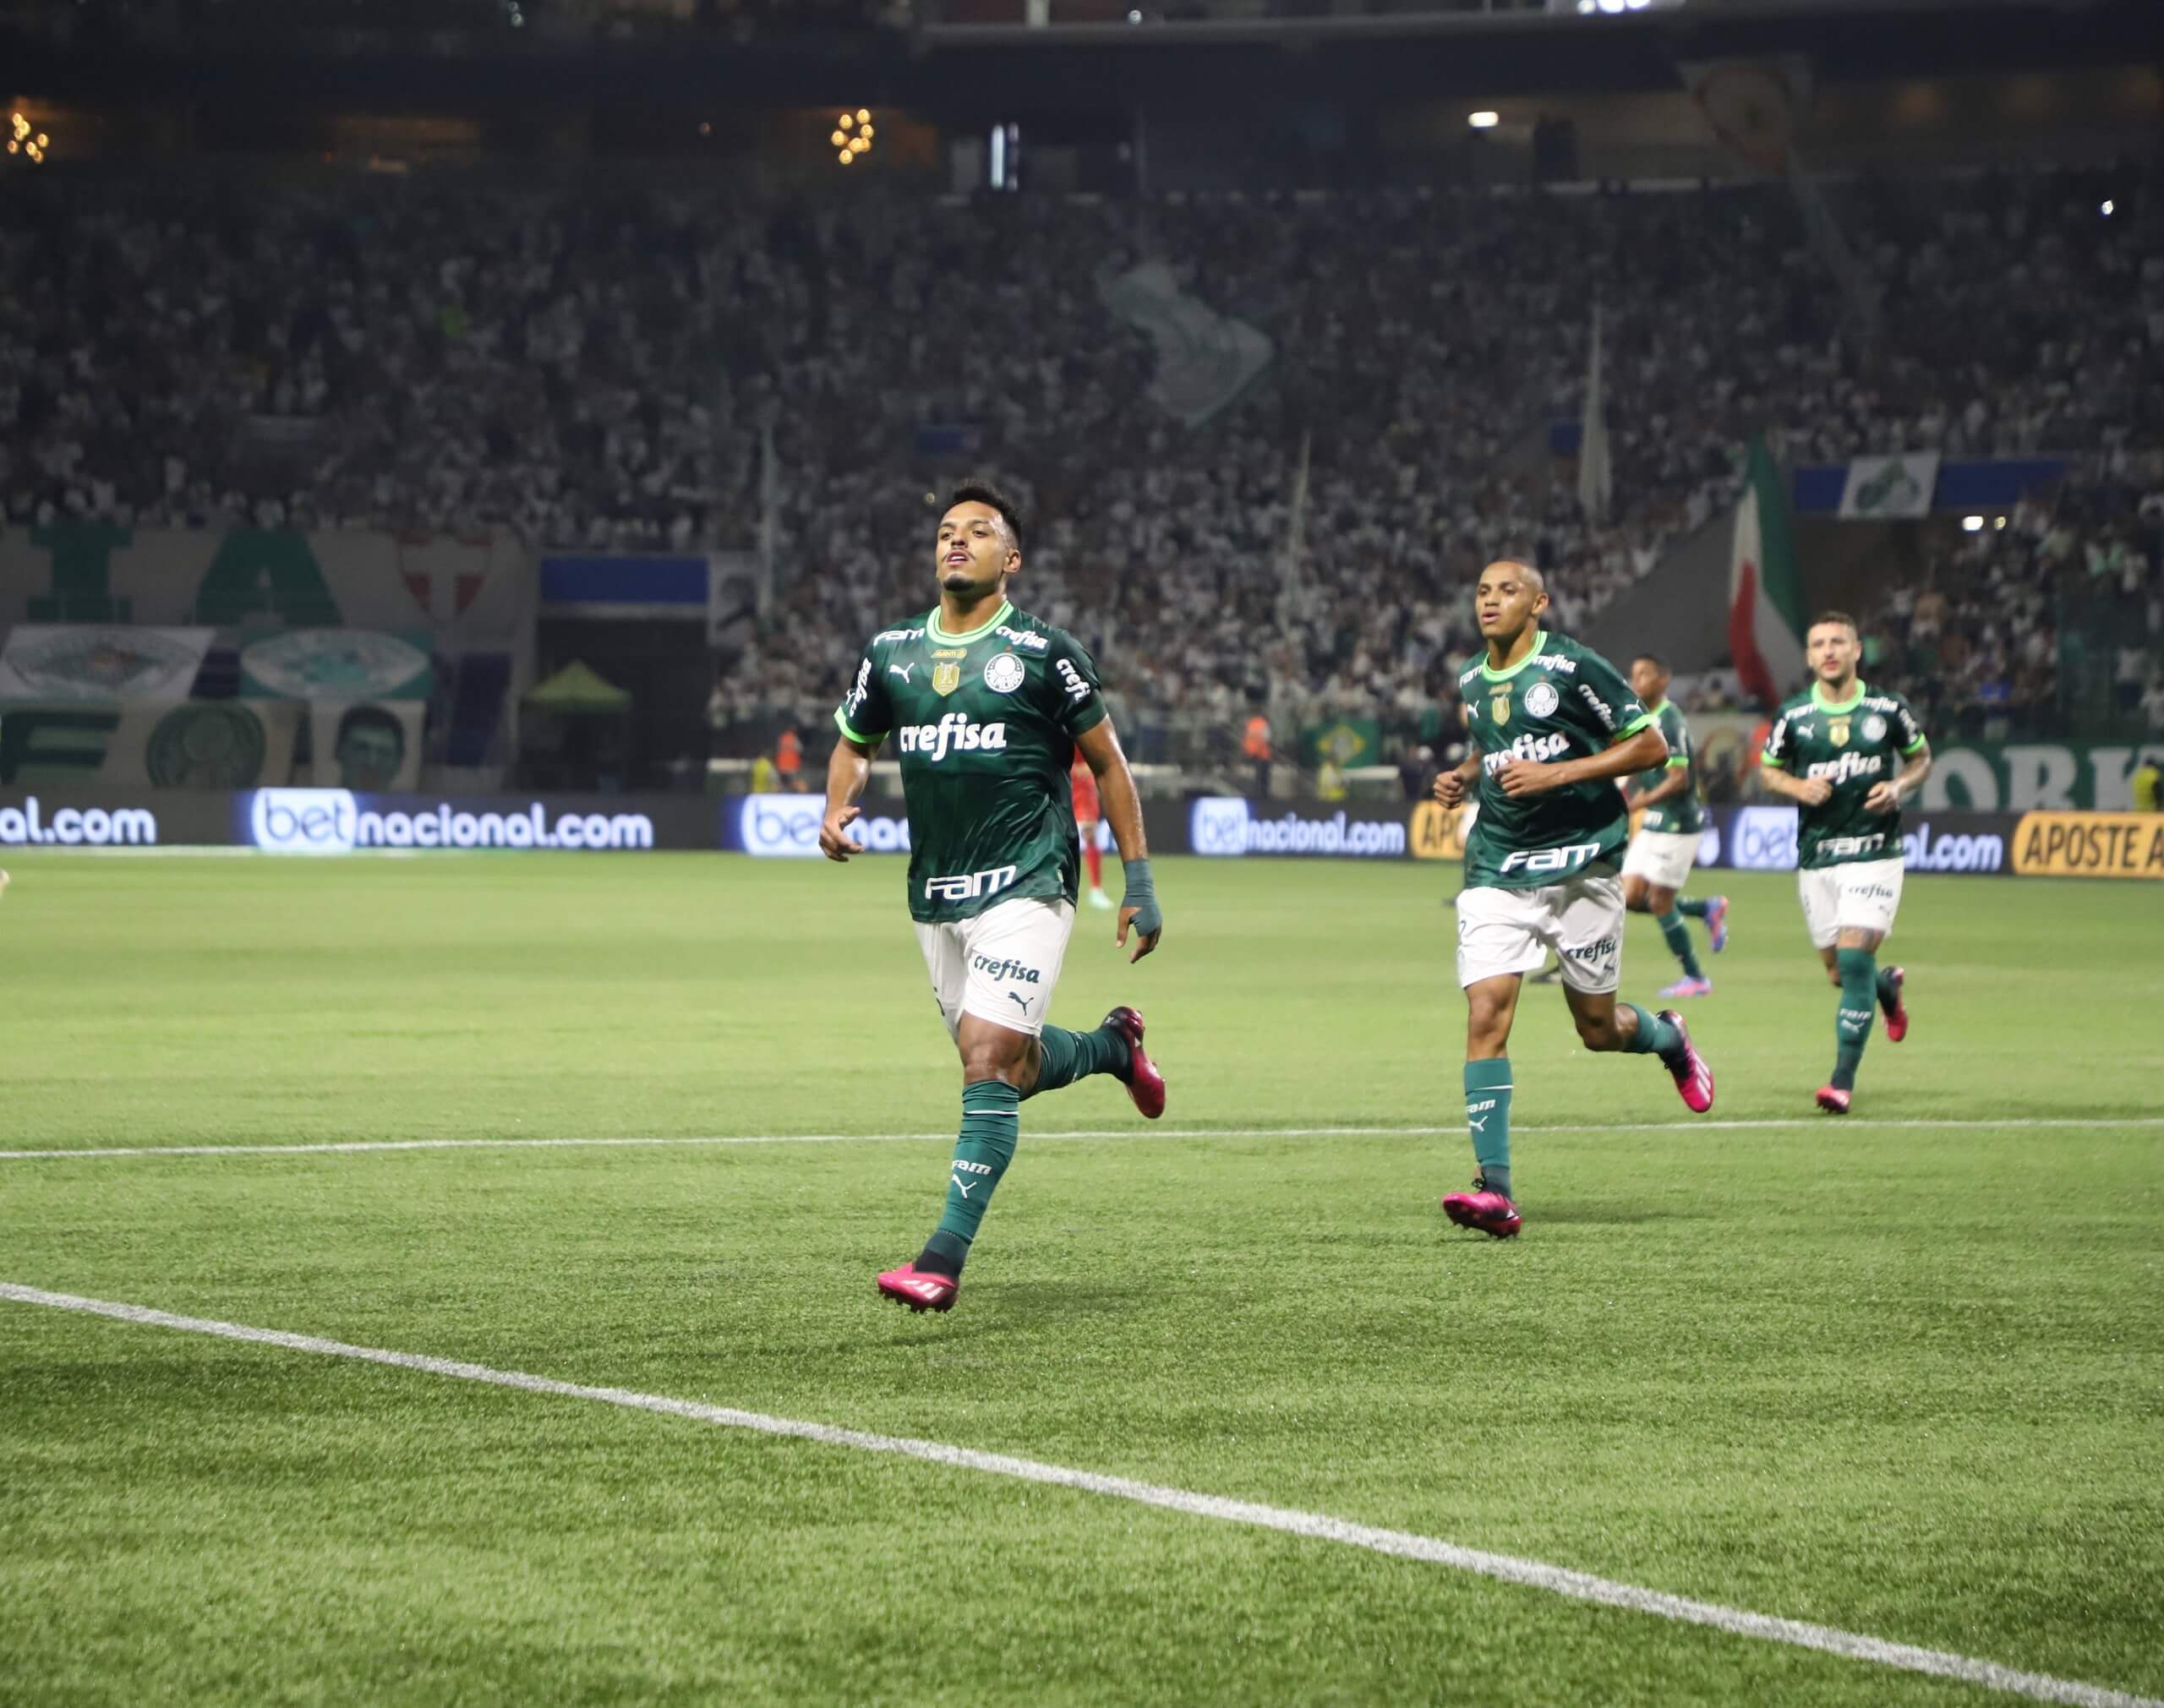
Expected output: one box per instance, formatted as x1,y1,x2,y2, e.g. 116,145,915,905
1441,1181,1522,1240
1882,966,1909,1044
1659,1010,1715,1113
1101,1006,1166,1120
876,1263,959,1313
1816,1086,1851,1116
1705,896,1730,955
1659,975,1713,999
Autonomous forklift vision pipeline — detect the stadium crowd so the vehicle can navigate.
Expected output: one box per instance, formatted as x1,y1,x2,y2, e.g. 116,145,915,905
2,166,2156,762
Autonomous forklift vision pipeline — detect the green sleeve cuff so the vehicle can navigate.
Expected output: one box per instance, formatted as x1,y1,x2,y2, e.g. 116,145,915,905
1611,712,1655,743
1902,736,1928,755
1068,701,1107,739
833,708,881,747
1664,756,1690,769
1759,750,1785,768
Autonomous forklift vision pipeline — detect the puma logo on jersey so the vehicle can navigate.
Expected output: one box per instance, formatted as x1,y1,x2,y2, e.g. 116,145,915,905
888,663,916,683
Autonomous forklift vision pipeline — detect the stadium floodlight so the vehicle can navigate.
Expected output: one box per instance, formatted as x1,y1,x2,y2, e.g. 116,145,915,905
2101,199,2115,216
1467,112,1500,130
1962,516,1985,532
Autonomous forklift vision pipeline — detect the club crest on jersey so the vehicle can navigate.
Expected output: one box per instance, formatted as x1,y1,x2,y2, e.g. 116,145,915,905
1490,689,1511,727
932,662,962,696
1828,717,1851,747
1524,681,1560,718
983,653,1026,694
1863,713,1888,742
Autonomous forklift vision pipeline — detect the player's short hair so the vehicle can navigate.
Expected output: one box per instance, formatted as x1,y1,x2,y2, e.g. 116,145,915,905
1632,652,1669,673
947,481,1023,554
1809,610,1860,637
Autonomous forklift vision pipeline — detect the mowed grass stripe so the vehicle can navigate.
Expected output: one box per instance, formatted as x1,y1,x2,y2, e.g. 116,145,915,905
3,1280,2157,1708
4,1115,2161,1162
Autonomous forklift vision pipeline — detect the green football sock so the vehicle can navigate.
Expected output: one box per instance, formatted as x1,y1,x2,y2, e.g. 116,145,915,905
1657,909,1705,980
921,1080,1021,1274
1833,948,1877,1091
1024,1023,1128,1100
1621,1002,1684,1061
1676,898,1712,919
1464,1059,1512,1198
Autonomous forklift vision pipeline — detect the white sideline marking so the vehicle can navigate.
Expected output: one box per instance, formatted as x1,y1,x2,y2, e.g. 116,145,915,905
1,1282,2155,1708
3,1116,2161,1163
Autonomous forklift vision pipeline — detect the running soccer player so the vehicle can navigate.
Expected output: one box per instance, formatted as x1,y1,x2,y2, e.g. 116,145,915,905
1430,562,1715,1239
822,483,1167,1313
1619,652,1728,998
1070,748,1113,910
1756,611,1931,1114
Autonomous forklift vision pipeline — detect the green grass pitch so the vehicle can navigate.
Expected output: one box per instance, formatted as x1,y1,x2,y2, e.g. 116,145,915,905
3,850,2161,1706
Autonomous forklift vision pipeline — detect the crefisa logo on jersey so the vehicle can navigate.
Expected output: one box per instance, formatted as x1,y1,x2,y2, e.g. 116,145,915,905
1523,681,1560,718
983,653,1026,694
898,714,1008,761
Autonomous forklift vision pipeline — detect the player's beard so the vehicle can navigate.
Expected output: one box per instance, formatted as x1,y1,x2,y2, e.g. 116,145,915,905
943,570,996,597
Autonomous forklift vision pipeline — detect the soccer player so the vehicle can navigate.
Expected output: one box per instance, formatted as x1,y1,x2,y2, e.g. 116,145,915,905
822,483,1167,1313
1070,748,1113,910
1619,652,1729,998
1430,562,1715,1239
1757,611,1931,1114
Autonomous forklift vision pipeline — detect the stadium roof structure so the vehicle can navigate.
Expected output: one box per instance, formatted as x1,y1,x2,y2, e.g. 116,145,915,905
4,0,2150,112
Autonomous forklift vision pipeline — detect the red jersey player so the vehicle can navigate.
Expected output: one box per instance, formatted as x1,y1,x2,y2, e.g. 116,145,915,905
1070,749,1112,910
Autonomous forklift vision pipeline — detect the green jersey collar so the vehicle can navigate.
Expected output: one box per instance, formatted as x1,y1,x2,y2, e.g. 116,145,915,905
1810,679,1867,714
1479,630,1548,683
927,598,1014,646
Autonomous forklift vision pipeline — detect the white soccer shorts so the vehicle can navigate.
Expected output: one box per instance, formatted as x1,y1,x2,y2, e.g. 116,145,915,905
1798,857,1904,950
915,895,1075,1040
1621,828,1701,892
1456,873,1625,995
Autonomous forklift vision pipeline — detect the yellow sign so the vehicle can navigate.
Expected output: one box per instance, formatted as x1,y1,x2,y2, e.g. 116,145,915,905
2012,812,2164,880
932,662,961,696
1408,799,1473,861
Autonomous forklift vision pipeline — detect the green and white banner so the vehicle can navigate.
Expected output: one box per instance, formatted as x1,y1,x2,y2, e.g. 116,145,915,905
1838,452,1940,521
0,701,303,789
0,625,213,701
1921,742,2164,813
240,629,434,701
0,524,531,653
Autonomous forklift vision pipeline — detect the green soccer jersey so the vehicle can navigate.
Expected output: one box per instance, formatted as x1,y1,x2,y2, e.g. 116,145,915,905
1760,680,1928,870
1458,630,1655,890
1634,700,1707,835
834,598,1107,925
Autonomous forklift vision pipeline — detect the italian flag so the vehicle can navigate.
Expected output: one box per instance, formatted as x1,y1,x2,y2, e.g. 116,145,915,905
1727,436,1806,708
